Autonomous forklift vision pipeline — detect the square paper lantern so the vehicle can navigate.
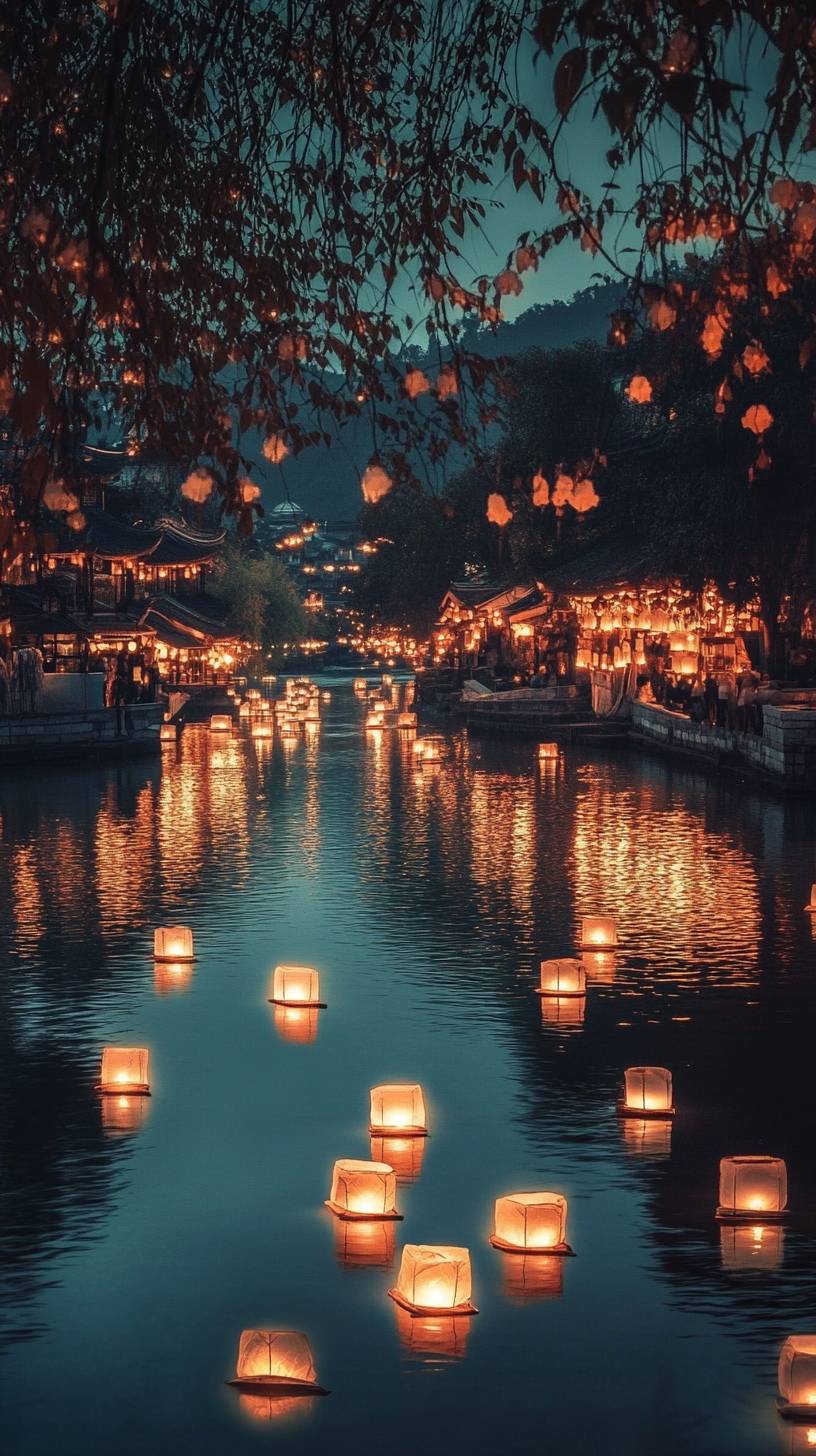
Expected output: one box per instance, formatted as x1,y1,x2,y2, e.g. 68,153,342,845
353,678,367,692
99,1047,150,1095
579,915,618,950
538,743,559,760
717,1155,788,1221
490,1192,574,1255
239,700,252,719
369,1084,428,1137
398,713,417,729
421,739,442,762
269,965,325,1008
210,714,232,732
537,958,586,998
325,1159,402,1220
154,925,194,962
228,1330,327,1396
621,1067,675,1118
251,721,273,739
390,1244,477,1315
159,722,176,742
366,711,384,730
805,885,816,912
411,740,427,759
778,1337,816,1418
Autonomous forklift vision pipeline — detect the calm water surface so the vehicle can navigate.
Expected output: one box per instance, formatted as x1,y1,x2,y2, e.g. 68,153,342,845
1,682,816,1456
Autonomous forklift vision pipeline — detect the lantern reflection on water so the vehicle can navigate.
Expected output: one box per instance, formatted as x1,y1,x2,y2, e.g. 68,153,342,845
501,1253,564,1303
273,1005,319,1044
720,1222,784,1271
778,1337,816,1419
783,1426,816,1453
269,964,325,1008
620,1067,675,1118
101,1093,150,1137
239,1392,315,1424
539,994,586,1030
334,1217,396,1269
490,1192,574,1255
238,700,251,719
805,885,816,912
325,1159,402,1219
717,1155,788,1221
398,712,417,729
538,743,559,760
579,915,618,949
394,1305,471,1362
537,958,586,997
154,960,193,995
99,1047,150,1094
251,720,273,739
159,722,176,742
582,949,617,984
154,925,194,962
621,1117,672,1159
371,1135,426,1183
209,714,232,733
369,1084,428,1136
228,1330,328,1397
389,1244,478,1315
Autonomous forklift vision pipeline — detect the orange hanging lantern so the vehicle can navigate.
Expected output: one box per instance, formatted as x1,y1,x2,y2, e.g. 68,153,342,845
717,1155,788,1221
389,1244,478,1315
228,1330,328,1397
536,958,586,998
325,1159,402,1220
370,1135,426,1183
210,714,232,732
369,1084,428,1137
159,722,176,742
154,925,195,962
268,965,325,1008
98,1046,150,1095
490,1192,574,1255
579,915,618,949
778,1336,816,1419
620,1067,675,1118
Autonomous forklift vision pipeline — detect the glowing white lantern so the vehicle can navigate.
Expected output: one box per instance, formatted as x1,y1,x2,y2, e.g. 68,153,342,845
154,925,194,962
228,1330,328,1396
579,915,618,949
717,1156,788,1220
268,964,325,1008
490,1191,574,1255
369,1084,428,1136
389,1244,477,1315
325,1159,402,1220
778,1337,816,1419
536,958,586,998
620,1067,675,1118
99,1046,150,1095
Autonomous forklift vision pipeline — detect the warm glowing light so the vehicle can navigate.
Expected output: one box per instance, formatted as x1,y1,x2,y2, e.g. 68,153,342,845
579,915,618,949
251,721,273,739
805,883,816,912
621,1117,672,1159
273,1005,319,1044
159,722,176,742
325,1159,401,1219
369,1084,428,1136
370,1136,426,1183
538,995,586,1030
389,1244,477,1315
621,1067,675,1117
501,1253,565,1303
334,1217,396,1268
269,964,325,1007
537,958,586,998
229,1330,327,1396
717,1155,788,1220
154,925,194,962
210,714,232,733
99,1046,150,1095
538,743,559,760
100,1093,150,1136
719,1223,784,1271
154,960,193,995
393,1305,471,1362
398,712,417,729
778,1337,816,1417
491,1191,574,1254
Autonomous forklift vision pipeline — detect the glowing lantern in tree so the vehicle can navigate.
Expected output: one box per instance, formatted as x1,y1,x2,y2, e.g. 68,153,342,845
620,1067,675,1118
537,958,586,998
325,1159,402,1220
269,965,325,1008
552,473,574,508
159,722,176,742
741,403,773,435
486,492,512,527
717,1156,788,1220
370,1084,428,1136
228,1331,328,1396
210,714,232,733
371,1136,426,1184
532,470,549,506
404,367,430,399
389,1245,477,1315
361,463,393,504
571,478,600,514
180,467,214,503
626,374,652,404
273,1005,319,1045
580,916,618,950
99,1047,150,1094
720,1223,784,1271
154,925,194,962
490,1192,574,1255
262,433,289,464
778,1337,816,1419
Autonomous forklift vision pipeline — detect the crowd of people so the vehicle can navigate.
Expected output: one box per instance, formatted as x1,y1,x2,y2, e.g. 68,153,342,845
639,667,772,734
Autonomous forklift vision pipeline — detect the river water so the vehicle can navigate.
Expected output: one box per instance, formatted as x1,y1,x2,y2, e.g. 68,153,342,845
1,680,815,1456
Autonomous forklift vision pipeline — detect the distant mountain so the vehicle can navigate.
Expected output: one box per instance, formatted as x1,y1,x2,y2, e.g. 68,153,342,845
244,281,626,523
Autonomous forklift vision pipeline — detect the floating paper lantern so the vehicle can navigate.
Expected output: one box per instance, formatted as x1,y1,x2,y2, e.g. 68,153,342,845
805,884,816,912
269,964,325,1008
398,712,417,729
353,678,367,692
154,961,193,995
490,1191,574,1255
100,1093,150,1136
720,1223,784,1271
620,1067,675,1118
537,958,586,998
411,740,427,759
366,711,385,730
538,743,559,760
210,714,232,732
273,1005,319,1044
239,700,251,719
501,1253,564,1303
778,1337,816,1419
421,740,441,763
159,722,176,742
325,1159,402,1220
579,915,618,949
370,1084,428,1137
394,1305,471,1361
154,925,194,962
370,1131,425,1181
99,1046,150,1095
621,1117,672,1159
390,1245,477,1315
539,994,586,1030
228,1330,328,1396
717,1155,788,1220
247,689,261,701
251,721,273,739
334,1216,396,1268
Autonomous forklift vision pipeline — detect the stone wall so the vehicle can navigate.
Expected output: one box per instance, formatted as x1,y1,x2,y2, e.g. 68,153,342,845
0,702,162,766
630,700,816,786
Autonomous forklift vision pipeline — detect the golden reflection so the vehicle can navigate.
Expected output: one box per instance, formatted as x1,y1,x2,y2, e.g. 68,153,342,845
333,1217,396,1268
501,1253,565,1303
784,1424,816,1453
539,994,586,1031
582,949,617,983
272,1004,319,1044
620,1117,672,1159
719,1223,784,1271
100,1093,150,1137
238,1393,316,1423
10,845,44,949
154,960,194,995
393,1305,471,1363
370,1136,426,1183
